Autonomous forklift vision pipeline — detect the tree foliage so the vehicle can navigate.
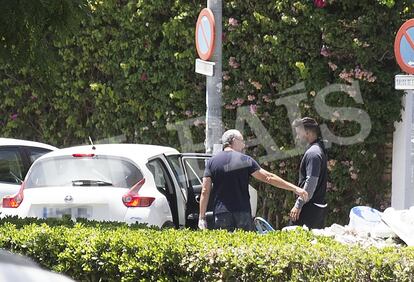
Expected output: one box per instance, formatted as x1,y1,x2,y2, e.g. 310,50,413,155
0,0,413,226
0,0,89,68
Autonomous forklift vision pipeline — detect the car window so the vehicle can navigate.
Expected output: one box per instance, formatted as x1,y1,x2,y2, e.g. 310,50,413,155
166,155,187,189
182,158,208,187
25,156,143,189
25,147,52,163
147,159,174,194
0,148,24,184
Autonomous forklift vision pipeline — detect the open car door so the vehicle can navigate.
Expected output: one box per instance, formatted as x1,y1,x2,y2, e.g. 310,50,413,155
179,154,214,229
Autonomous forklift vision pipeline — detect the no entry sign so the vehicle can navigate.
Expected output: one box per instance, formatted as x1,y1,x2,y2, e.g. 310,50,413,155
195,8,215,61
395,19,414,74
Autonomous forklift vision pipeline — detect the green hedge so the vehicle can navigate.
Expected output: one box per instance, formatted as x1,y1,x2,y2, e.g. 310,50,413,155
0,1,413,227
0,217,413,281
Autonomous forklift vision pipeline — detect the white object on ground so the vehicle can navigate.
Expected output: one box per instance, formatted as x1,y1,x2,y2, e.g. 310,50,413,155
349,206,382,232
381,206,414,246
348,206,396,238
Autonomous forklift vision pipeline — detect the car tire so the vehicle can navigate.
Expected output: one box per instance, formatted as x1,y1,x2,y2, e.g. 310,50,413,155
161,221,175,229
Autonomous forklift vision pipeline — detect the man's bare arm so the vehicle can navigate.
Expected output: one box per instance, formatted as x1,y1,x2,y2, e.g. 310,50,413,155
199,177,212,219
252,169,308,201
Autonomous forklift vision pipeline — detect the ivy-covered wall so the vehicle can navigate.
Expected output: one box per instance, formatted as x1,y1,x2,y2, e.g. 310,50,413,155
0,0,412,226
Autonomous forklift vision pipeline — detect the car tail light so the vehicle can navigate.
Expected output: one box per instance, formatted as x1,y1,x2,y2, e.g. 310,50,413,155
72,153,95,158
122,178,154,207
3,182,25,208
122,196,155,207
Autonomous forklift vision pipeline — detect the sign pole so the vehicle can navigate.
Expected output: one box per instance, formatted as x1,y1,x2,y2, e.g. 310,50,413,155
393,18,414,209
205,0,222,154
392,90,414,209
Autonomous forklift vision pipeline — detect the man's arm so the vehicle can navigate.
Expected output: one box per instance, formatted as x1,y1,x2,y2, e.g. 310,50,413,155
252,169,308,201
294,155,321,209
198,176,212,229
290,154,322,221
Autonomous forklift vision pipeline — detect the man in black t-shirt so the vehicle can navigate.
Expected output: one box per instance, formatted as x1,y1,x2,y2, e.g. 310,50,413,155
198,129,308,231
290,117,328,229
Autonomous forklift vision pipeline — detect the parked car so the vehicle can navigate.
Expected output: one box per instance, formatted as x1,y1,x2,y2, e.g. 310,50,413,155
1,144,257,228
0,249,74,282
0,138,57,206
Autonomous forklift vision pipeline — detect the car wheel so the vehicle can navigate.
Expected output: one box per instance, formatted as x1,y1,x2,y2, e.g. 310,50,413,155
161,221,175,229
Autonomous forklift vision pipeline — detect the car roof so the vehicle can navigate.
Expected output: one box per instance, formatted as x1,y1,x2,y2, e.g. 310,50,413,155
37,144,180,164
0,138,57,151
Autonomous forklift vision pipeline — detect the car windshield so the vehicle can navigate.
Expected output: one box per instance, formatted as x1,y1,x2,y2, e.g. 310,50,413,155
25,155,143,189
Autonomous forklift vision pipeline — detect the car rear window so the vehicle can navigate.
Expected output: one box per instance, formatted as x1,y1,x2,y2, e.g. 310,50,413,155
0,148,24,184
25,155,143,189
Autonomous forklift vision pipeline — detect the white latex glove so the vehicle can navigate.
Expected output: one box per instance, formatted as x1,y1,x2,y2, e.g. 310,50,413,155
198,218,207,230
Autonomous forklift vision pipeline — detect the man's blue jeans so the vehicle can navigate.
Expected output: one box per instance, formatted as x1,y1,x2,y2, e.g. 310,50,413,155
214,212,254,231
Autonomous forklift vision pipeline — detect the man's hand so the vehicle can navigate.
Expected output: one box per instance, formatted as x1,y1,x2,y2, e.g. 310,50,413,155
198,218,207,230
295,187,308,202
290,207,301,222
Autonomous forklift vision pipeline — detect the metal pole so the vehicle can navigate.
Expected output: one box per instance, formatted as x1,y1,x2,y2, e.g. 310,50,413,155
205,0,222,154
392,90,414,209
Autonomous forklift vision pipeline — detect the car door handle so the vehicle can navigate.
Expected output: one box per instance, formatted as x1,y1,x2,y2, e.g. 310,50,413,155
195,195,200,203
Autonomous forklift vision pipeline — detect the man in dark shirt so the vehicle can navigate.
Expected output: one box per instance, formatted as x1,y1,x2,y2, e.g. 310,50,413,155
290,117,328,229
198,129,308,231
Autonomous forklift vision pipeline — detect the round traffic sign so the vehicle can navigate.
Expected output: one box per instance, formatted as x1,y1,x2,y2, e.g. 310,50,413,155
395,19,414,74
195,8,215,61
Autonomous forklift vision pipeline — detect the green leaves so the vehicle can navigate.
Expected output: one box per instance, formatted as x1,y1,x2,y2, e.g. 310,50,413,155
0,218,413,281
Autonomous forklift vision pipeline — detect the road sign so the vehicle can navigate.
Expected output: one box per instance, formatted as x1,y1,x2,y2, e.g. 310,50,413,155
395,19,414,74
195,59,215,76
195,8,215,61
395,75,414,90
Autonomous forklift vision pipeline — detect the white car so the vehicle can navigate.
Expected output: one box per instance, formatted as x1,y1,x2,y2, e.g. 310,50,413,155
1,144,257,228
0,138,57,206
0,249,74,282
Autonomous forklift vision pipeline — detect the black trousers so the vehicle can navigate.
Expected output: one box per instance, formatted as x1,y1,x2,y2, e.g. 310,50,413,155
292,203,327,229
214,212,254,232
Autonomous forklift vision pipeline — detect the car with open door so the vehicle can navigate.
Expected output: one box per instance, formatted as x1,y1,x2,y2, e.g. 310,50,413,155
1,144,257,229
0,138,57,207
165,153,257,229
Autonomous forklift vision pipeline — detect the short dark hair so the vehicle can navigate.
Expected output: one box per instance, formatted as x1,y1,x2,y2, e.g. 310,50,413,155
292,117,319,135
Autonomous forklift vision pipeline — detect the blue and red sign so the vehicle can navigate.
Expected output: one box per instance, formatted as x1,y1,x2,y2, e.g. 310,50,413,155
195,8,215,61
395,19,414,74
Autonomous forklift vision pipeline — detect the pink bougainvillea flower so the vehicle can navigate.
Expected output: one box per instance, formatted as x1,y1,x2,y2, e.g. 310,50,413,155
249,78,262,90
249,104,257,114
10,114,18,120
320,45,330,57
193,119,205,127
262,95,272,103
350,172,358,180
231,98,245,106
314,0,327,8
327,159,337,171
229,57,240,69
223,72,231,81
228,18,239,27
140,72,148,81
328,61,338,71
